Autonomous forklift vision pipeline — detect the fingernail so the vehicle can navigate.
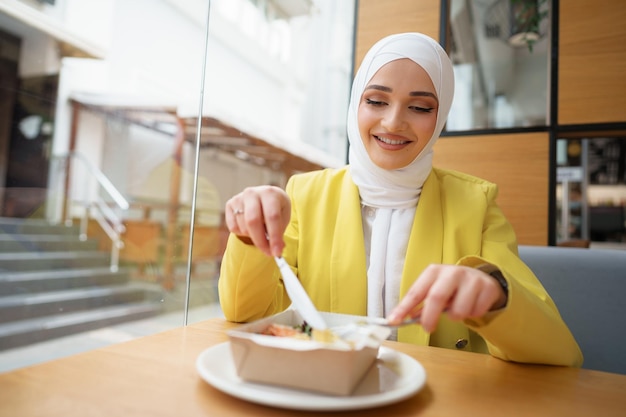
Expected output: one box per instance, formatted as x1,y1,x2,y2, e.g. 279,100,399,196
272,245,282,257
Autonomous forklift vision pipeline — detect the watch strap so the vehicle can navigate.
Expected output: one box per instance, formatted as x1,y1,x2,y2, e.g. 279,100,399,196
476,263,508,295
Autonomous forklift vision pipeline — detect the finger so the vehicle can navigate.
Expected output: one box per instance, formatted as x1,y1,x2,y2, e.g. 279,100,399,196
225,198,244,234
387,267,436,324
242,196,272,257
420,265,460,332
446,278,481,321
261,192,290,257
418,267,458,332
471,279,501,317
456,268,501,318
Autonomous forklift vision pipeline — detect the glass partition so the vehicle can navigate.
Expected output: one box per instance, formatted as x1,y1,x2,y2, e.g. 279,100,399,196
0,0,355,372
447,0,550,131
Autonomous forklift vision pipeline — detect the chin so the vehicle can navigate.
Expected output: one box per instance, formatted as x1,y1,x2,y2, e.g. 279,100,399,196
371,158,410,171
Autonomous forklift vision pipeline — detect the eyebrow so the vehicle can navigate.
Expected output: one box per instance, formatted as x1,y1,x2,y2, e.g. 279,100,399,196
364,84,438,102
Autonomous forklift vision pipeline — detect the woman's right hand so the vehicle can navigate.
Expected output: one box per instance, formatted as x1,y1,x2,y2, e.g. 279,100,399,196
224,185,291,257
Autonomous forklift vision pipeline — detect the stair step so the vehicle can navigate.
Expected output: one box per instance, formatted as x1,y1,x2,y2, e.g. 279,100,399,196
0,234,99,252
0,284,163,323
0,267,131,296
0,302,164,350
0,216,165,352
0,218,79,236
0,251,109,271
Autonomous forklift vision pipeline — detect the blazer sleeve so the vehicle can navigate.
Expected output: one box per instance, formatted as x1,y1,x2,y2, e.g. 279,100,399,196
457,183,584,367
218,176,303,323
217,234,288,322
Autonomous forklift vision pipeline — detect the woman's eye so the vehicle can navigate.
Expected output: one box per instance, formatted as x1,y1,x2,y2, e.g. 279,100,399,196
365,98,385,106
410,106,434,113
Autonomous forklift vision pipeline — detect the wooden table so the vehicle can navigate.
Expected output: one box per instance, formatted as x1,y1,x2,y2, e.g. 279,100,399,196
1,318,625,416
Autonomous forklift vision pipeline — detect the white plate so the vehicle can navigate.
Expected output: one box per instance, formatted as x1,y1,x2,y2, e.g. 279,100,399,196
196,342,427,411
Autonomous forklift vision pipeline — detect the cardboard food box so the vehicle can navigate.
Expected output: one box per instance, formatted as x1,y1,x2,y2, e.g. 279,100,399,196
227,309,390,396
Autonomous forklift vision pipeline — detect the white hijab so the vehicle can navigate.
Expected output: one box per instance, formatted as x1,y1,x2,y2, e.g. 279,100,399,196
346,33,455,318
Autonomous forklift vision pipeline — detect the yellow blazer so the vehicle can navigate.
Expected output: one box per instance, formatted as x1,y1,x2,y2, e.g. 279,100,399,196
219,167,583,367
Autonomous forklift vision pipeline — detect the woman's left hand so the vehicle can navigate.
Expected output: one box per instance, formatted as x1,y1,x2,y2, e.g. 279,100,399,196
386,264,507,333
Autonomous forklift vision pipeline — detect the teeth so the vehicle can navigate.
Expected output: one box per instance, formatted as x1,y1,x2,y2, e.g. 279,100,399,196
376,136,407,145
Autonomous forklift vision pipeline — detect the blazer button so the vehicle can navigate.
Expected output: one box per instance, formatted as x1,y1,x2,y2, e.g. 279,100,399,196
455,338,468,349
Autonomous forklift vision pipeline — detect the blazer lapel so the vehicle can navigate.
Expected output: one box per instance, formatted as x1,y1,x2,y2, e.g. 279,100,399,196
330,170,368,315
398,171,443,345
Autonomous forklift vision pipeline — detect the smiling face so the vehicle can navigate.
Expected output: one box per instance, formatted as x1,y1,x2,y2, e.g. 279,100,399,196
357,58,439,170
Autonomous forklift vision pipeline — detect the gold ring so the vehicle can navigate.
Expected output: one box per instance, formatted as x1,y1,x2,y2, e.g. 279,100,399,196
233,208,244,215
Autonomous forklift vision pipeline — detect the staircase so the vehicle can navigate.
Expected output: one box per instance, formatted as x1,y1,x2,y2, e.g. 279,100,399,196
0,217,164,351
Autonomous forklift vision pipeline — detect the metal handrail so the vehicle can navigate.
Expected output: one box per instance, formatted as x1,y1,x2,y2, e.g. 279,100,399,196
67,152,129,211
54,151,129,272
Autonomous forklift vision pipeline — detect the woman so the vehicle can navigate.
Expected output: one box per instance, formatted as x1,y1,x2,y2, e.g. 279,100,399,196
218,32,582,367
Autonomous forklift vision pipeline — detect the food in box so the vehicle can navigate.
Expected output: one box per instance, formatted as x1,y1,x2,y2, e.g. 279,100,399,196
227,309,391,396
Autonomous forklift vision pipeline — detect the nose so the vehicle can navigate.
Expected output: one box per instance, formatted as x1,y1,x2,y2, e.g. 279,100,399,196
381,105,406,132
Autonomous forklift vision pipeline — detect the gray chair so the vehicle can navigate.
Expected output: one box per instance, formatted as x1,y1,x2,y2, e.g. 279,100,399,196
518,245,626,375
